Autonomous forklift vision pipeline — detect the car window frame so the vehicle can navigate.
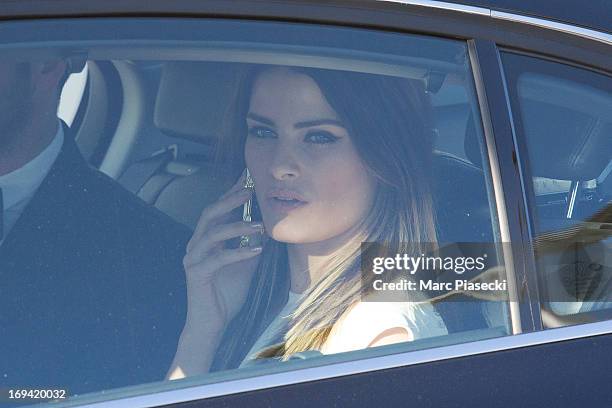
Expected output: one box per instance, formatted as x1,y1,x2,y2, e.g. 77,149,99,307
0,1,610,407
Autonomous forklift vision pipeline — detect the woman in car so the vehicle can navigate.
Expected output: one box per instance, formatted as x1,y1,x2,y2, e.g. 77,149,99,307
167,65,447,379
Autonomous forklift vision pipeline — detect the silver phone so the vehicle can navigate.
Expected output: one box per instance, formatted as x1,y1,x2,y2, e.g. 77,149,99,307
239,169,262,248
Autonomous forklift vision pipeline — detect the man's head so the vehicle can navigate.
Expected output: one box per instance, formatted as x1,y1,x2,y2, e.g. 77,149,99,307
0,59,68,142
0,59,68,174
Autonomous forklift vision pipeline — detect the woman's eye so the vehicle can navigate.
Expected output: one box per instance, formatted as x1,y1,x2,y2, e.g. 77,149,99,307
248,127,277,139
305,131,340,144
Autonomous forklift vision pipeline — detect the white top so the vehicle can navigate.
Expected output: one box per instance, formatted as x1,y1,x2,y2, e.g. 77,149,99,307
239,290,303,368
0,122,64,246
239,292,447,367
320,300,447,354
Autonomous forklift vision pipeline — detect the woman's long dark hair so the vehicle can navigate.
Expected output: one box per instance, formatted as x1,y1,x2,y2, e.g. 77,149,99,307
210,65,438,371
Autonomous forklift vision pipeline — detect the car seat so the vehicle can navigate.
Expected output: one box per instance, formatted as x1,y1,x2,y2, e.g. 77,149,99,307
119,62,241,229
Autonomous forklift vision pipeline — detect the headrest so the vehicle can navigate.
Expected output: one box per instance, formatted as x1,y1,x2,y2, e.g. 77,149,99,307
464,110,611,181
520,102,611,181
517,73,611,181
154,62,240,144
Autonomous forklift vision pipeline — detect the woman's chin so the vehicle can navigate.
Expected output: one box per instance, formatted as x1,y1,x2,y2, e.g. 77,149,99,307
266,223,324,244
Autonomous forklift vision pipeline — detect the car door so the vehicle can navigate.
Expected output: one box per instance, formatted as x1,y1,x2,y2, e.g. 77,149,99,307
0,1,610,408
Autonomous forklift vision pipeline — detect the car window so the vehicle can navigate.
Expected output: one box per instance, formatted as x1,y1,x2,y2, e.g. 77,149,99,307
500,52,612,327
0,18,513,407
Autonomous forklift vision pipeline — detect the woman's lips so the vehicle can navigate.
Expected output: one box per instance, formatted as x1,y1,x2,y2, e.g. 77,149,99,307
266,189,308,213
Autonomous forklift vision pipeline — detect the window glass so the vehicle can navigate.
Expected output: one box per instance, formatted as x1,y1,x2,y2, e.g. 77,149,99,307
501,52,612,326
0,18,510,406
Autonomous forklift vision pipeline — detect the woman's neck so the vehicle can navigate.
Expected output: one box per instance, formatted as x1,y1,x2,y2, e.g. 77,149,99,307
287,225,365,294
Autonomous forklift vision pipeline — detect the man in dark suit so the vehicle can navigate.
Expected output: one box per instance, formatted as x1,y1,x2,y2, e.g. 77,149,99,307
0,58,191,396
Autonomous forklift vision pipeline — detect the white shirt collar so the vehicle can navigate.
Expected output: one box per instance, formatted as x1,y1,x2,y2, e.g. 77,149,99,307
0,122,64,210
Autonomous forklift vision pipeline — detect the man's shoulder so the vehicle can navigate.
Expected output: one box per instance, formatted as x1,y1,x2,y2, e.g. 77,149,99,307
76,162,192,243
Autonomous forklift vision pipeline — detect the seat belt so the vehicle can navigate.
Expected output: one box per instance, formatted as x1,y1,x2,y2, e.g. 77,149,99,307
118,145,177,195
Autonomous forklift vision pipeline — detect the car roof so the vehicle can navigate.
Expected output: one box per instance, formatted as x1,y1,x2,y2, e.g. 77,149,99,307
0,0,609,36
443,0,611,34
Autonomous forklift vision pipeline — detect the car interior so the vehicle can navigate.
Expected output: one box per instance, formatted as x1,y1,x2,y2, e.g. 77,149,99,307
36,21,611,399
519,73,611,232
60,56,512,356
6,5,604,407
67,61,498,241
59,47,607,362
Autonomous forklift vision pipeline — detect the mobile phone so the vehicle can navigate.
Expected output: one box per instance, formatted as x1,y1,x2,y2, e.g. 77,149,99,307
239,168,263,248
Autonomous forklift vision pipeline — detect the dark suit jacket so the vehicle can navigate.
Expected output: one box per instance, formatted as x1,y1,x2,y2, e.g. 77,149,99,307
0,126,191,396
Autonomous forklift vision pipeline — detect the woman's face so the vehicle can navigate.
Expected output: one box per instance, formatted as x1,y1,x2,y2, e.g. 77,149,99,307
245,67,376,246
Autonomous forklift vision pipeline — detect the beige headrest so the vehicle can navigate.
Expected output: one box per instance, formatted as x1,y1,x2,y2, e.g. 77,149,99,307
154,62,240,143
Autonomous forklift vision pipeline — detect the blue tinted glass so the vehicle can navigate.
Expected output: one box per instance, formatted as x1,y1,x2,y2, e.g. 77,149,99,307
502,52,612,325
0,18,509,406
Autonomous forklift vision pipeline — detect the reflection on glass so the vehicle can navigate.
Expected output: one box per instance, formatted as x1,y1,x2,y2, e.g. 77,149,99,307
502,53,612,327
1,19,509,406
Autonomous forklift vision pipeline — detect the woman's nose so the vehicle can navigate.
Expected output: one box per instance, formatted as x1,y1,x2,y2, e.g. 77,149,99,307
269,142,300,181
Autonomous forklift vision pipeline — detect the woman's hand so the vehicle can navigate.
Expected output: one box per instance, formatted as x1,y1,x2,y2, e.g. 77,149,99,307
168,172,264,379
184,170,264,329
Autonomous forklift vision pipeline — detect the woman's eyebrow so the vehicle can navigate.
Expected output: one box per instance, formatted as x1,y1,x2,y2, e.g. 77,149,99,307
294,119,345,129
247,113,345,129
247,112,275,126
